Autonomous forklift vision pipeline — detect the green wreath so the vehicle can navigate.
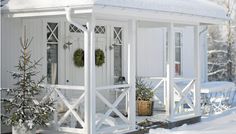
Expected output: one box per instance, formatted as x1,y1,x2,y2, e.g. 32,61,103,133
73,48,84,67
73,48,105,67
95,49,105,67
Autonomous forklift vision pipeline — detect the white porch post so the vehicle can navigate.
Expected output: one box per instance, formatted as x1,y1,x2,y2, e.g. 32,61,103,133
166,23,175,121
194,25,201,116
84,14,96,134
127,19,137,130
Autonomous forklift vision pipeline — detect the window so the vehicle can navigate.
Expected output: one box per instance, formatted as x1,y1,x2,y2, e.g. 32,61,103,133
47,22,59,84
175,32,182,76
95,26,106,34
69,24,87,33
113,27,123,83
69,24,105,35
165,31,183,76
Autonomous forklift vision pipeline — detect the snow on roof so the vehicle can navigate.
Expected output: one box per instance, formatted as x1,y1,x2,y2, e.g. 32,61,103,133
3,0,93,10
94,0,227,20
3,0,227,20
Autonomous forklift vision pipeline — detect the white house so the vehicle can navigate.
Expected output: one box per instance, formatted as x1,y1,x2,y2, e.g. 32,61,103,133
1,0,227,134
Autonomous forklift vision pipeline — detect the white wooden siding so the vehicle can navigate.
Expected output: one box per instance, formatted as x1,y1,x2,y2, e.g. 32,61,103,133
23,18,46,80
137,27,165,77
182,27,195,78
1,18,23,88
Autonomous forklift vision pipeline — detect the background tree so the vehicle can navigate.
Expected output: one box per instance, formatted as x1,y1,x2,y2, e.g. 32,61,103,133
208,0,236,81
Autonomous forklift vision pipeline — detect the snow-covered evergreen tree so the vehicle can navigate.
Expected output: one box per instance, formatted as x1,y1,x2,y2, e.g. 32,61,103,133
208,0,236,81
1,31,54,130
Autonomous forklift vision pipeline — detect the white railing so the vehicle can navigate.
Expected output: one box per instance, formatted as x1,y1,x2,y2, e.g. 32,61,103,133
139,76,167,110
138,77,198,121
172,78,196,118
40,84,133,134
40,84,85,134
95,84,132,133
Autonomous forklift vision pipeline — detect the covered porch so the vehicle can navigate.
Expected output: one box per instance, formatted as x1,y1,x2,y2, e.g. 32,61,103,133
38,11,216,134
40,21,201,134
1,0,227,134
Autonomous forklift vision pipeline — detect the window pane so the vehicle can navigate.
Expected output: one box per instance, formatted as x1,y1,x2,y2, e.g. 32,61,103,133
175,47,181,62
47,22,58,84
69,24,85,33
175,32,181,47
114,27,123,44
95,26,106,34
47,44,58,84
175,32,182,76
114,45,122,82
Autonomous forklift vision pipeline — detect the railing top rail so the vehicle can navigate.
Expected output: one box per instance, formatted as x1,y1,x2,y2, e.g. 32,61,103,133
174,77,196,81
138,76,166,80
137,76,196,81
0,88,9,91
40,84,85,91
96,84,131,91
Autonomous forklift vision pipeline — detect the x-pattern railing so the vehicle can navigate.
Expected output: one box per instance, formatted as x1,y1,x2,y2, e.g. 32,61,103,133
41,84,85,132
95,84,131,130
173,79,195,116
150,77,166,105
138,77,166,107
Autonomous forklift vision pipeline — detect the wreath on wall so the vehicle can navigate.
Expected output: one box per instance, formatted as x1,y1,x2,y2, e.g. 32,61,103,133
73,48,105,67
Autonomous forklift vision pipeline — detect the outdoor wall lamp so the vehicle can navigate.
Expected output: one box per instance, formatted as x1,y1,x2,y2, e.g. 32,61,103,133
109,43,122,50
63,41,73,50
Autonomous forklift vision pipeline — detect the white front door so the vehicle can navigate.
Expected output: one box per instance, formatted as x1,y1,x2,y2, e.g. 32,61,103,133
64,23,83,86
64,23,108,86
62,21,127,87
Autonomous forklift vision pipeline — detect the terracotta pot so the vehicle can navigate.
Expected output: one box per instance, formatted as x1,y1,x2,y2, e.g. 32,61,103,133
136,100,153,116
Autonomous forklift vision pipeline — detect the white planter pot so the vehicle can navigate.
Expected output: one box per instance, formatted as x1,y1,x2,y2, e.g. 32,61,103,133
12,126,36,134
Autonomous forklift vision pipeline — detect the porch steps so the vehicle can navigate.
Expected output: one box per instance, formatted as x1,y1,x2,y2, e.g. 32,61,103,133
126,116,201,134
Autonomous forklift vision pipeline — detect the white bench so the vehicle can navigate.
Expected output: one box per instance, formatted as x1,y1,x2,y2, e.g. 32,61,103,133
201,81,236,114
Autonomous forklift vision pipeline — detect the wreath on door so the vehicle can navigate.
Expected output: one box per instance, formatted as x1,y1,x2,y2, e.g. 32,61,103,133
73,48,105,67
95,49,105,67
73,48,84,67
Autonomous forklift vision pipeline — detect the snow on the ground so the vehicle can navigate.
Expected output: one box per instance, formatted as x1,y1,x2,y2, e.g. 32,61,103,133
150,108,236,134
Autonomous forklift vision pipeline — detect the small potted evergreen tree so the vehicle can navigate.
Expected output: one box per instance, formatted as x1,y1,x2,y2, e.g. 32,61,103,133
1,32,54,134
136,79,154,116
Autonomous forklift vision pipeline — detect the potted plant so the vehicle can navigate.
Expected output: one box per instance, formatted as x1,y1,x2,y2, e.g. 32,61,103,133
136,79,154,116
1,33,54,134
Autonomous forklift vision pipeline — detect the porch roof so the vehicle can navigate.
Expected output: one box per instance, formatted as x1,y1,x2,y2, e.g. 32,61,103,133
2,0,227,21
94,0,227,20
